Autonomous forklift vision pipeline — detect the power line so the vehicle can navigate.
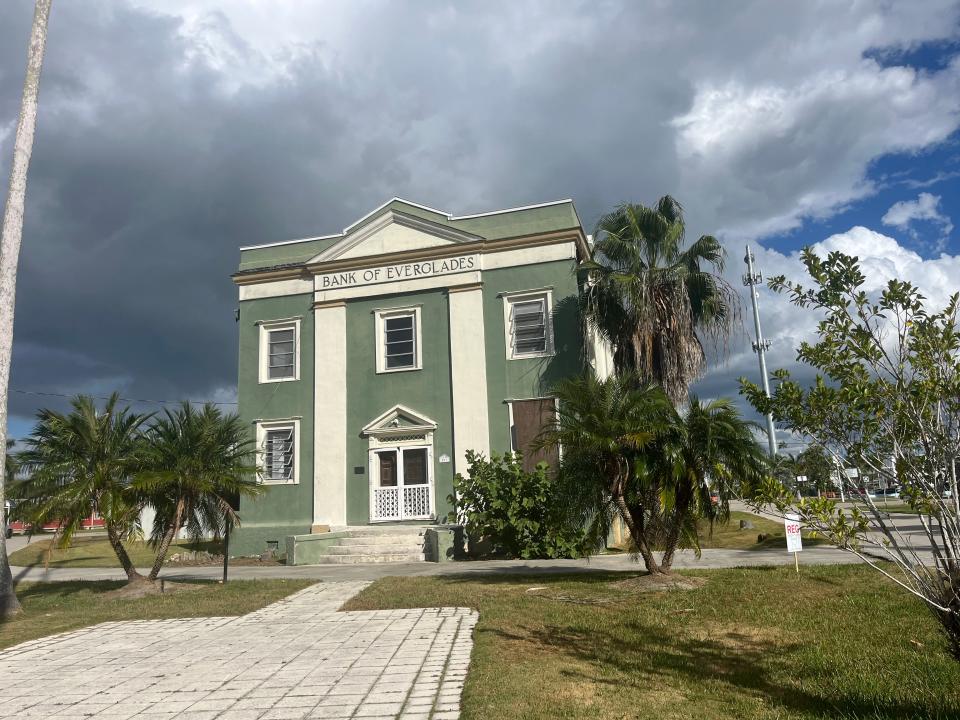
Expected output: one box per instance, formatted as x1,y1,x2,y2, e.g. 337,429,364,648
11,388,237,406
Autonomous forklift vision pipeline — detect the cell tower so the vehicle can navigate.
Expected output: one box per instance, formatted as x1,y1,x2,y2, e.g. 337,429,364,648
743,246,779,457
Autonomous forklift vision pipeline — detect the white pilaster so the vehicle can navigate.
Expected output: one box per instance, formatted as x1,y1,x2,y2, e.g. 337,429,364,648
448,285,491,477
313,301,347,528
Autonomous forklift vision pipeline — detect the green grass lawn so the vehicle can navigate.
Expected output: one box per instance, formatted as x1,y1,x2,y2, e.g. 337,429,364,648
1,579,314,651
698,511,829,550
8,535,226,568
610,511,827,553
343,565,960,720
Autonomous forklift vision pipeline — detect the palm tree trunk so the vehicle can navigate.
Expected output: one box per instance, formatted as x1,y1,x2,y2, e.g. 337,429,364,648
659,513,684,572
106,524,143,583
614,494,662,575
0,0,53,618
659,485,693,572
148,500,184,581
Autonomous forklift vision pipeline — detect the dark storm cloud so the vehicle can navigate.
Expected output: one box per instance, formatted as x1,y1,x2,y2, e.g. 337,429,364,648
0,0,684,428
1,0,959,434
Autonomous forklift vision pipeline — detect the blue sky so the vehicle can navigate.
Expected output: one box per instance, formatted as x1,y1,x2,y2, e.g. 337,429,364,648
1,0,959,443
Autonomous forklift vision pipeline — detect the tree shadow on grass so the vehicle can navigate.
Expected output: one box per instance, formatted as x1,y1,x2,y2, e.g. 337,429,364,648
436,570,644,586
491,618,954,719
0,580,126,621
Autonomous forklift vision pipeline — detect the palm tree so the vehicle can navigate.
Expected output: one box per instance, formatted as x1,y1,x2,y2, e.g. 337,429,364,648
14,394,152,583
581,196,738,404
0,0,53,619
5,439,19,485
540,372,674,573
135,403,262,580
652,397,768,571
542,375,766,575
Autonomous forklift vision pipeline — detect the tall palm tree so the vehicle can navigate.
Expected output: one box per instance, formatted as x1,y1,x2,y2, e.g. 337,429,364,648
652,396,768,571
135,403,262,580
0,0,53,619
581,196,738,404
14,394,152,583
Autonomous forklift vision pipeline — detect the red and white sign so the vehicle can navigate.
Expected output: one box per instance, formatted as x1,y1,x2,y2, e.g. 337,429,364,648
785,513,803,553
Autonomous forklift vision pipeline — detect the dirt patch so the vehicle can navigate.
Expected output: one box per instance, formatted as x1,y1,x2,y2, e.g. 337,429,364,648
103,579,205,600
609,574,708,592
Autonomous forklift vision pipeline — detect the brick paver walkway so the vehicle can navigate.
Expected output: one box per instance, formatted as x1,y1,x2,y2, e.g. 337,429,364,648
0,582,477,720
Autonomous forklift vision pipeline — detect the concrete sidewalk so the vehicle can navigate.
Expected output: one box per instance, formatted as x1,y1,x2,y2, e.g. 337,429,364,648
11,546,862,584
1,582,476,720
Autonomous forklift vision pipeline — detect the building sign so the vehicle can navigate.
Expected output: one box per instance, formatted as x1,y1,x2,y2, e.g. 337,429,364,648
318,255,479,290
784,513,803,553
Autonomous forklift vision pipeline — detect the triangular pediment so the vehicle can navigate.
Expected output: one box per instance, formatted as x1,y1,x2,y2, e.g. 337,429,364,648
361,404,438,436
309,208,482,264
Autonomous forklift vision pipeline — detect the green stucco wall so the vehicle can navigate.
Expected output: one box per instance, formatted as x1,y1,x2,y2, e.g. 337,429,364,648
482,259,583,451
344,290,455,525
231,249,584,556
232,293,315,556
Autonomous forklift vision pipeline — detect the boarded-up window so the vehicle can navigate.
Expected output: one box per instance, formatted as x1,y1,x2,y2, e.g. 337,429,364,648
511,398,559,473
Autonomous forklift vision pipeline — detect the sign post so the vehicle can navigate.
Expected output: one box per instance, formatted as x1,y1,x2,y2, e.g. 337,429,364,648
785,513,803,573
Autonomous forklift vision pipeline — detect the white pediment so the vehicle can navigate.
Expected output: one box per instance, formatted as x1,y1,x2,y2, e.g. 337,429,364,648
309,210,482,264
361,404,438,436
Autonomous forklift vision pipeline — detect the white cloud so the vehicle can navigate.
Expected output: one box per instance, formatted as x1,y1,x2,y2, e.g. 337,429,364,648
882,192,954,243
700,226,960,413
674,60,960,240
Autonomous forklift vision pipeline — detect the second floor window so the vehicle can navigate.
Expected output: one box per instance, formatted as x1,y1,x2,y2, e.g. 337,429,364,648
268,328,295,379
376,307,422,373
504,291,554,359
258,318,300,383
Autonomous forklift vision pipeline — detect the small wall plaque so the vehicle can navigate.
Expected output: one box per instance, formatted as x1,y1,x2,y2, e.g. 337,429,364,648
438,454,451,464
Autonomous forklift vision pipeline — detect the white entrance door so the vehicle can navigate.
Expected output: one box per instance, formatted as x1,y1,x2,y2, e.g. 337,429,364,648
370,445,434,522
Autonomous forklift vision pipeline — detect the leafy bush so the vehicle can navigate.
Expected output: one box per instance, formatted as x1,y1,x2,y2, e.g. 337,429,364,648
448,450,581,559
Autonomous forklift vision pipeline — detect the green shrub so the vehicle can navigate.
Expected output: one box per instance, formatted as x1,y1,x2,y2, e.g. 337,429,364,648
448,450,581,559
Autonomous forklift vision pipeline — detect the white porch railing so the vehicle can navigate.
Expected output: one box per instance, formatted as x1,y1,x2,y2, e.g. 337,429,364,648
372,484,432,522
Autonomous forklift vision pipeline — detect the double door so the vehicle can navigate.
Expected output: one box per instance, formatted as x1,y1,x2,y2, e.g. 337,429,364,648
370,445,433,521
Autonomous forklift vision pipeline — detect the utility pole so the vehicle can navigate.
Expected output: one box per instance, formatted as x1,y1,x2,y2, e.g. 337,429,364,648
743,246,778,457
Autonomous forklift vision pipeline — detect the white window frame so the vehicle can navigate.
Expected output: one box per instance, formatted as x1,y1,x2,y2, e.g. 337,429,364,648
258,318,301,384
375,306,422,373
502,289,554,360
256,419,301,485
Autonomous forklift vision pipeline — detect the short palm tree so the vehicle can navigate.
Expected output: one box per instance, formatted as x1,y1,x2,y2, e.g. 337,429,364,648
542,375,766,575
540,372,674,573
135,403,262,580
581,196,738,404
14,394,152,583
4,439,17,484
651,396,768,571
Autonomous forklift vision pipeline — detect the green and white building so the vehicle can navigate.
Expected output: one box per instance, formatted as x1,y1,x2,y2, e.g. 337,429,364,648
231,198,607,558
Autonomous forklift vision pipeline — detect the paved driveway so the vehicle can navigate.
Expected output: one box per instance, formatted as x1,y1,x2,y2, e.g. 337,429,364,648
0,582,476,720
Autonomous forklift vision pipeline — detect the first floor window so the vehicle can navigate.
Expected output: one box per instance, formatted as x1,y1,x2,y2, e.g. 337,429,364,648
258,420,299,484
504,291,553,359
375,307,422,372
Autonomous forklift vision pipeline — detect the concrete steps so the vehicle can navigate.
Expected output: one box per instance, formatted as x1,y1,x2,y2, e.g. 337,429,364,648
309,526,427,564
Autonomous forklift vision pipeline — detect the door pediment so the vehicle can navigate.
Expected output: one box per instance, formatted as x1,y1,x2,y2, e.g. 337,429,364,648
361,404,438,437
309,210,482,264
